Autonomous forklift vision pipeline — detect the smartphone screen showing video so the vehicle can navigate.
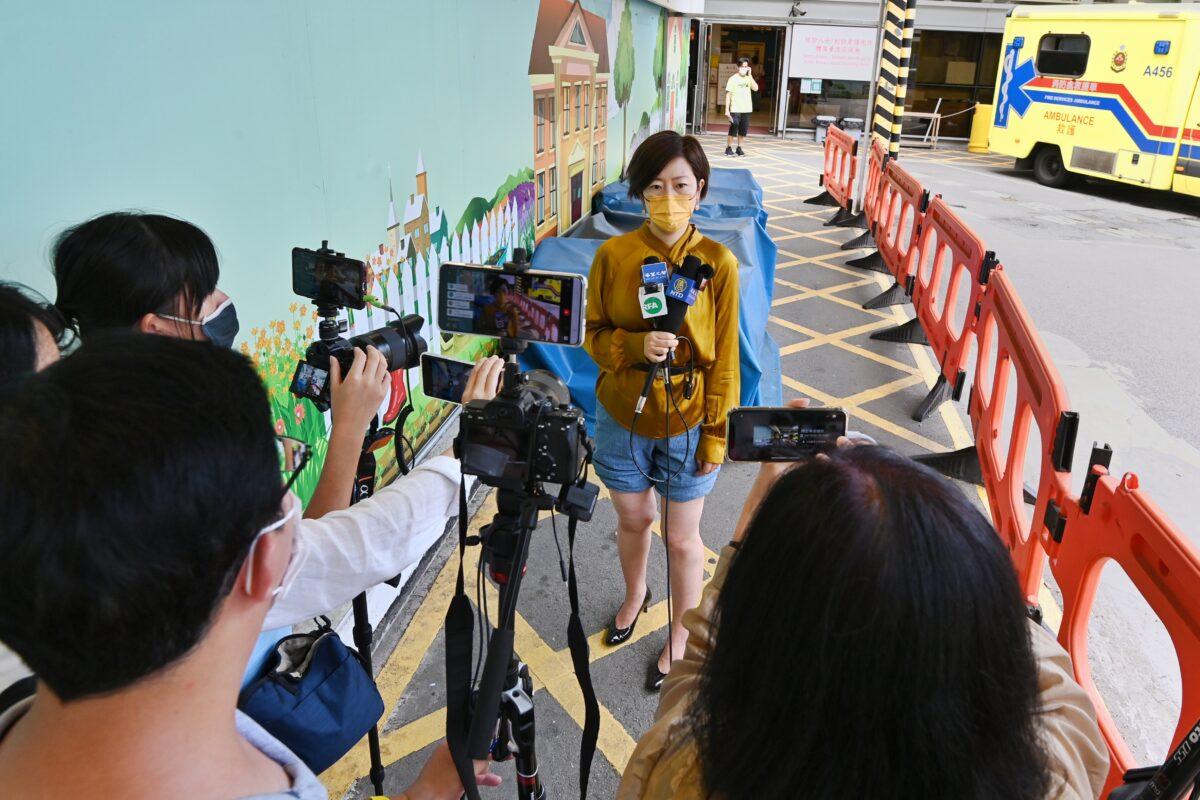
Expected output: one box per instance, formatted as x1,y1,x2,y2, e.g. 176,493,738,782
727,407,847,462
292,247,368,310
438,263,586,346
421,354,474,405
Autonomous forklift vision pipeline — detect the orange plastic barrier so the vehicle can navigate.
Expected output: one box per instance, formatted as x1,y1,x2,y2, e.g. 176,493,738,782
861,135,888,223
847,159,930,308
873,160,928,286
966,270,1077,605
873,197,998,422
822,125,857,212
839,135,890,244
1050,465,1200,794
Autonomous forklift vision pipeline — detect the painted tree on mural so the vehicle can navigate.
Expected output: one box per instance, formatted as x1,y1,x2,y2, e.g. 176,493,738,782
652,9,665,111
614,0,635,178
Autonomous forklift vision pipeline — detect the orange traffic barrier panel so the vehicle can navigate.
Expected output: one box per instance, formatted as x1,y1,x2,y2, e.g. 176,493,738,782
804,125,854,209
1050,461,1200,795
854,161,930,313
919,270,1078,607
840,135,889,249
872,197,999,422
810,126,858,226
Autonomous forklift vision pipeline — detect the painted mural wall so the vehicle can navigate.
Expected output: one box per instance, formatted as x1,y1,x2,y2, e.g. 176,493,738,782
0,0,687,495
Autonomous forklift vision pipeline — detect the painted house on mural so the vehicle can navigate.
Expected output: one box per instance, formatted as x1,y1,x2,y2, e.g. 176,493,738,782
529,0,609,242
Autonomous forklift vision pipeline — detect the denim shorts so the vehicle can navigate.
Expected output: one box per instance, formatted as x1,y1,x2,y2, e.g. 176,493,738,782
592,404,720,503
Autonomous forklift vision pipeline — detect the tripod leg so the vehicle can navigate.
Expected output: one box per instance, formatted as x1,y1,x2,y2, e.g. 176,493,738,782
500,661,545,800
352,592,386,796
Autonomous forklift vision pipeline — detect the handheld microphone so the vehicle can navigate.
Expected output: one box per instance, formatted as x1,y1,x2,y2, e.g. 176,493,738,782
635,254,713,416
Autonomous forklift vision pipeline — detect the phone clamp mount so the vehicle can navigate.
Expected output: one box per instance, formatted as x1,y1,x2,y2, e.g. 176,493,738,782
312,239,351,343
497,247,531,391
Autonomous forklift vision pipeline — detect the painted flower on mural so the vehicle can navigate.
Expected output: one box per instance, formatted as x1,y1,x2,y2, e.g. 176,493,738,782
508,181,536,223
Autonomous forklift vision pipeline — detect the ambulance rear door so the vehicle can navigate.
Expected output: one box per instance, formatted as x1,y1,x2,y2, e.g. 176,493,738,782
1104,20,1185,189
1173,66,1200,196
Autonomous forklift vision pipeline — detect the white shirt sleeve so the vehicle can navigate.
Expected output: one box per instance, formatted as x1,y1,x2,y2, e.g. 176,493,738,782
263,455,463,630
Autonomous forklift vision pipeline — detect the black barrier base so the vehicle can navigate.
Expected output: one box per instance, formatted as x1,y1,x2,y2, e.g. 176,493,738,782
914,446,983,486
836,210,866,229
841,228,875,250
824,206,859,227
863,281,908,310
845,250,889,273
914,375,953,422
870,317,929,345
804,189,838,206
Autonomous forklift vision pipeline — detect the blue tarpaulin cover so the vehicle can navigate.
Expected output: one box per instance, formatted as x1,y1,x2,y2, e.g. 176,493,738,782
594,167,768,228
523,167,782,431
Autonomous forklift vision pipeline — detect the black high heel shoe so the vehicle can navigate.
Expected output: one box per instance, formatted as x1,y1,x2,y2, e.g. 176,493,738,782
646,661,668,692
603,589,652,646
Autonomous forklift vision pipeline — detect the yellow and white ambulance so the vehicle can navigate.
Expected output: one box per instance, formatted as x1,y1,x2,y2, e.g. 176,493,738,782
989,3,1200,197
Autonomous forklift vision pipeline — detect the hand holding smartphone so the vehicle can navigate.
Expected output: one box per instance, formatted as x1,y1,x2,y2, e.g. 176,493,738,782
421,354,476,405
726,406,848,462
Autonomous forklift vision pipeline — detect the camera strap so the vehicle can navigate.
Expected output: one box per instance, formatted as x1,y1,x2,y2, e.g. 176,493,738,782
566,507,600,799
445,477,479,799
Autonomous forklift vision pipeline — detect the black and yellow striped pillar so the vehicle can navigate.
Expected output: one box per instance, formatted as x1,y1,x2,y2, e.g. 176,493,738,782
871,0,917,157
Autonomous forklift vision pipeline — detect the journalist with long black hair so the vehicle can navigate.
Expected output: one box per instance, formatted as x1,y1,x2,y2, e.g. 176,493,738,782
583,131,739,692
619,439,1109,800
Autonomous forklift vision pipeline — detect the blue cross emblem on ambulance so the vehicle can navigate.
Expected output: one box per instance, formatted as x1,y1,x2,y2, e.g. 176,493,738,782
995,38,1035,128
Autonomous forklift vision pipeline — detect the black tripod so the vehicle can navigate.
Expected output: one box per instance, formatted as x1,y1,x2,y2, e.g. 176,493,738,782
348,419,407,796
472,486,556,799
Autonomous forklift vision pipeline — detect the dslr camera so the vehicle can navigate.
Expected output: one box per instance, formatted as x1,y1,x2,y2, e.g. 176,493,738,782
457,367,589,492
289,242,426,412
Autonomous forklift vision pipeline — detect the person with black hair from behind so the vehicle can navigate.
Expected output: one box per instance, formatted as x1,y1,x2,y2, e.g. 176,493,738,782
618,400,1110,800
0,333,500,799
0,282,69,384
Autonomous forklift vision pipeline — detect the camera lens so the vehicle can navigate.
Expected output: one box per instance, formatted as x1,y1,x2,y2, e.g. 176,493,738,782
350,314,428,372
523,369,570,407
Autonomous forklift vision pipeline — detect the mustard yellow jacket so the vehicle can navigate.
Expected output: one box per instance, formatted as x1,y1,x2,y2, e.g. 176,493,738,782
583,223,740,463
618,546,1111,800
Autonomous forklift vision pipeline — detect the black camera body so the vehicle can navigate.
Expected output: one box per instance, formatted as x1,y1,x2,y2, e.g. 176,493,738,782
457,368,588,492
292,314,427,412
289,241,427,412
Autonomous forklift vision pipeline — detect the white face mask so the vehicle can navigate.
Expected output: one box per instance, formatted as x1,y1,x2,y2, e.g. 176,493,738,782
740,66,750,75
243,491,304,598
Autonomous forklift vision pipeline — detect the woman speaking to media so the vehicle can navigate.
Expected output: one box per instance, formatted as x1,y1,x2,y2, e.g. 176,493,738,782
583,131,739,691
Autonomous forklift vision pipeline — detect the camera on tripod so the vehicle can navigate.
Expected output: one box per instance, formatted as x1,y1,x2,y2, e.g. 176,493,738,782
439,250,602,800
457,368,588,492
288,241,427,412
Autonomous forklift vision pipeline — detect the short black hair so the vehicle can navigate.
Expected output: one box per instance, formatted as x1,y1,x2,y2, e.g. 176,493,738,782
0,282,69,385
0,332,282,701
53,212,220,338
737,56,751,67
625,131,711,201
694,446,1049,799
486,275,510,295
